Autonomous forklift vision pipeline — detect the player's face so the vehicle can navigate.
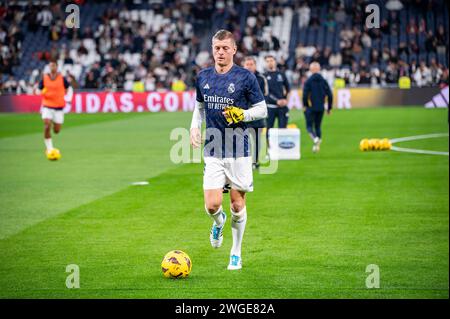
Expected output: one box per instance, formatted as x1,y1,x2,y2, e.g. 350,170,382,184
49,62,57,73
265,57,276,71
243,59,256,73
212,38,237,67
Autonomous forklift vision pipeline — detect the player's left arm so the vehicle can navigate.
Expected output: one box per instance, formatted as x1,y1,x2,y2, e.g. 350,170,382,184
259,74,269,97
282,72,291,100
65,87,74,105
242,72,267,122
64,77,74,103
222,74,267,125
302,80,311,109
242,101,267,122
34,78,44,95
223,102,267,125
324,79,333,114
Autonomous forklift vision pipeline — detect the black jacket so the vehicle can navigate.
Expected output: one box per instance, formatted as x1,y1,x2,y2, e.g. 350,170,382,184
264,70,290,105
302,73,333,112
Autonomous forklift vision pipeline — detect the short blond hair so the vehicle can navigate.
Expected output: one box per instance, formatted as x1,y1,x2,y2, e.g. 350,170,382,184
212,29,236,47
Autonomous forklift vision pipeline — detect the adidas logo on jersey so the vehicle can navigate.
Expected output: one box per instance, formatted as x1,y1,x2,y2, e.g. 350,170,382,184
203,83,210,89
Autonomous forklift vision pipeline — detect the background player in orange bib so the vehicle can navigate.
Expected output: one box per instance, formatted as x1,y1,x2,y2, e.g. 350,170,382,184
35,60,72,156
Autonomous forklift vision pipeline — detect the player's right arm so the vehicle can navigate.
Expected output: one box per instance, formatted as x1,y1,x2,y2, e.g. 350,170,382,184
190,79,205,148
259,74,269,97
190,101,205,148
324,79,333,114
302,79,311,110
266,92,278,106
34,78,44,95
278,72,290,107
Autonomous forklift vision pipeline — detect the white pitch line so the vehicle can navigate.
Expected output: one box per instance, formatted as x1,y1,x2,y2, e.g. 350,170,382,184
390,133,449,143
390,133,449,156
391,146,449,156
131,181,149,186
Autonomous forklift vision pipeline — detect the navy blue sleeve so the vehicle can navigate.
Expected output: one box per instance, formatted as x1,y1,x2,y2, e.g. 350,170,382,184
38,79,44,89
63,77,70,89
324,79,333,110
195,76,204,103
266,93,278,105
246,72,265,105
283,73,290,97
265,78,278,105
302,80,310,108
256,76,264,96
261,76,269,96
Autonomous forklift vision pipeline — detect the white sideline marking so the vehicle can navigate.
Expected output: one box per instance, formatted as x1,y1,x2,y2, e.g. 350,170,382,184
390,133,449,156
131,181,149,186
390,133,449,143
391,146,449,156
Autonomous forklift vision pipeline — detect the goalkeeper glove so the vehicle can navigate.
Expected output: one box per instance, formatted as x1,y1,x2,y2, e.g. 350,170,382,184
223,106,244,125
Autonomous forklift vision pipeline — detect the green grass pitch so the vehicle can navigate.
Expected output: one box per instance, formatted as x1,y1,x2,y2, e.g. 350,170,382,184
0,107,448,298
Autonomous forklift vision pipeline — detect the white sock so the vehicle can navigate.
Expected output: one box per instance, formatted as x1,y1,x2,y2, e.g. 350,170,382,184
206,206,224,227
44,138,53,151
230,207,247,257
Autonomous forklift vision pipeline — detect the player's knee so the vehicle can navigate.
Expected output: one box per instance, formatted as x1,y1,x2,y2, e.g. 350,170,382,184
230,205,247,223
44,123,51,132
230,200,245,213
205,204,222,215
53,126,61,134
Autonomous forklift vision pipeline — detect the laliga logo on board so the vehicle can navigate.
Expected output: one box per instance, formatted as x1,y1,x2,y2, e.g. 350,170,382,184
279,141,296,149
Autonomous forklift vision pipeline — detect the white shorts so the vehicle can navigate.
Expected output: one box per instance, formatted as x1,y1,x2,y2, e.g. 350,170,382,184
41,106,64,124
203,156,253,192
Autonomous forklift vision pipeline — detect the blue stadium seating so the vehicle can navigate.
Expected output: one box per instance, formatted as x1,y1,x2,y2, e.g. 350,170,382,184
5,0,449,85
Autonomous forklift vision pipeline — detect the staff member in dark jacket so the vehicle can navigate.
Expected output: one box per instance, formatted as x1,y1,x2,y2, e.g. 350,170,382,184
302,62,333,153
243,56,269,169
264,55,291,131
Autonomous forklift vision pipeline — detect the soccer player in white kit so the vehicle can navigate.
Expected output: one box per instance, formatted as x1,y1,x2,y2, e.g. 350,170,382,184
190,30,267,270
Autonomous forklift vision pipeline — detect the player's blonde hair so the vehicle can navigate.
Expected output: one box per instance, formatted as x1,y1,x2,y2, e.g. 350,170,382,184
212,29,237,48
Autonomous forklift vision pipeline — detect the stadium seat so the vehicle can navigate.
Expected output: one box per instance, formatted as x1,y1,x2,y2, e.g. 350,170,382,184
3,0,447,93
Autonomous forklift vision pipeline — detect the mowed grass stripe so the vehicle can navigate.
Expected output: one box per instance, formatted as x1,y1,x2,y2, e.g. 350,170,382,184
0,162,447,298
0,112,147,139
0,112,190,239
0,107,448,298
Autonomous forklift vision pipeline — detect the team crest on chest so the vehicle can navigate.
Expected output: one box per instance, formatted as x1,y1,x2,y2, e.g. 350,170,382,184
227,83,235,94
